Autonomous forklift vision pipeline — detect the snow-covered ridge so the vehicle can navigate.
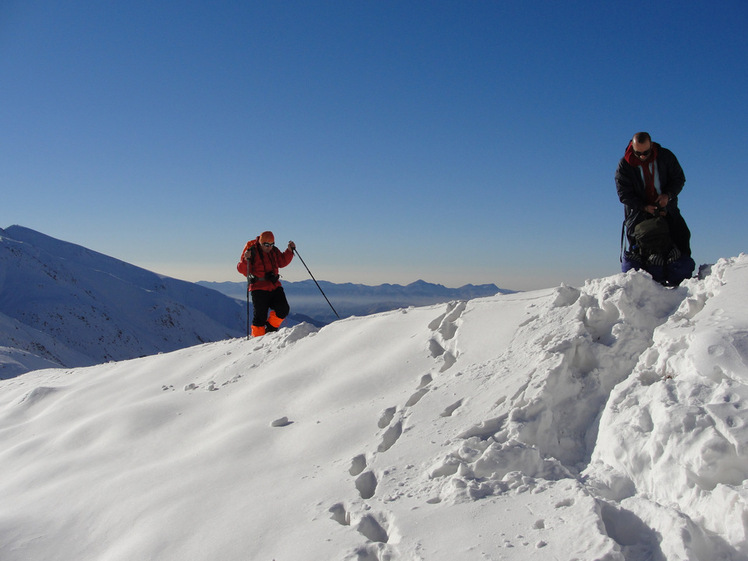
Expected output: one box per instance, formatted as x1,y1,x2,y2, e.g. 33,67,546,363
1,225,505,377
0,225,245,377
1,254,747,560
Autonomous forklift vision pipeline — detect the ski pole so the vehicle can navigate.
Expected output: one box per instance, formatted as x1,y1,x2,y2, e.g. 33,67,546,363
293,247,340,320
246,275,251,339
245,247,253,339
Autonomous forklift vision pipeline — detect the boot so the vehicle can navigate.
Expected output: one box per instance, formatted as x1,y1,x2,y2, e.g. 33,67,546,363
266,311,283,333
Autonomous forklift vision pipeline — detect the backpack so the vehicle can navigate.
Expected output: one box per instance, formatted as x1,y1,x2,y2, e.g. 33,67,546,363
632,217,673,264
236,239,258,277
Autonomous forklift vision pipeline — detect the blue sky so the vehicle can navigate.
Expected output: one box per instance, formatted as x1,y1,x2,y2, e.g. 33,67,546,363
2,1,747,290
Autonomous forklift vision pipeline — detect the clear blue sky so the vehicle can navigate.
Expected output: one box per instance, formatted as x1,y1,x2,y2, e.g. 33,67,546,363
2,1,747,290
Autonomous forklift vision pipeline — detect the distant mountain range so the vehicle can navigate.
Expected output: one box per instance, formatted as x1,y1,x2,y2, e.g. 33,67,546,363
199,279,512,324
1,226,512,378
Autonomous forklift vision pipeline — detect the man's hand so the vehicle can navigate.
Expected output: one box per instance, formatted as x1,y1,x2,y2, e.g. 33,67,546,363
288,241,296,251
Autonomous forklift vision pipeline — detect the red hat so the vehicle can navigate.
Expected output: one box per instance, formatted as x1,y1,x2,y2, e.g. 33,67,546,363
259,231,275,244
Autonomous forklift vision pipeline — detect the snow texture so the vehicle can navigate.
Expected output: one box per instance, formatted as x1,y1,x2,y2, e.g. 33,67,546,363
2,247,748,560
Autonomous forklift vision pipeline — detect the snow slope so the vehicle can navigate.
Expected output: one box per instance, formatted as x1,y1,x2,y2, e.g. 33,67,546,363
0,226,245,376
1,255,747,560
0,309,92,378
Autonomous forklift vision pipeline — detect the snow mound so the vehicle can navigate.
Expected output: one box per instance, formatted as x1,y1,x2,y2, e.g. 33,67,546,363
1,255,747,560
586,255,748,556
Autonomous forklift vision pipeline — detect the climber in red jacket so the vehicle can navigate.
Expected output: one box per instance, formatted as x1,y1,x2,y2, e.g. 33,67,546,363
237,231,295,337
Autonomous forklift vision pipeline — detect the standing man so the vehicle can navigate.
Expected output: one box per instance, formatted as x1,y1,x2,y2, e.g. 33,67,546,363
615,132,694,285
237,231,295,337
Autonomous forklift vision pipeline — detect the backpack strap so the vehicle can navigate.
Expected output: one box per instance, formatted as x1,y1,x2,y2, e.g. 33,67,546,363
245,242,258,285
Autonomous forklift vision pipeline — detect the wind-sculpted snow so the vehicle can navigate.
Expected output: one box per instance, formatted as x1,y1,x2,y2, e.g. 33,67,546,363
1,255,747,560
586,256,748,556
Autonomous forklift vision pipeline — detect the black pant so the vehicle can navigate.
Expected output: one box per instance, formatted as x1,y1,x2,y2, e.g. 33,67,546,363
251,287,290,327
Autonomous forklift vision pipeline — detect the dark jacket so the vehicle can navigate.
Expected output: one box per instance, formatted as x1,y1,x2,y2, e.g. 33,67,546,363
615,142,690,255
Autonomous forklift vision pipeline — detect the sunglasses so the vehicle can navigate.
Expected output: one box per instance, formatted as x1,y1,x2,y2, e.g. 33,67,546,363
633,148,652,157
261,242,275,248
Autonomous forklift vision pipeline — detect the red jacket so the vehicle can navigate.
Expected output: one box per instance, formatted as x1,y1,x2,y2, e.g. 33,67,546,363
236,238,294,292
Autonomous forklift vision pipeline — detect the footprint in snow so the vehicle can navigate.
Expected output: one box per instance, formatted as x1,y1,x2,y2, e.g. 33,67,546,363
440,399,463,417
428,301,466,341
405,388,429,407
329,503,350,526
428,338,445,358
270,416,293,427
418,373,433,388
440,351,457,372
356,513,389,543
355,470,378,499
349,454,367,476
378,407,397,429
378,420,402,452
